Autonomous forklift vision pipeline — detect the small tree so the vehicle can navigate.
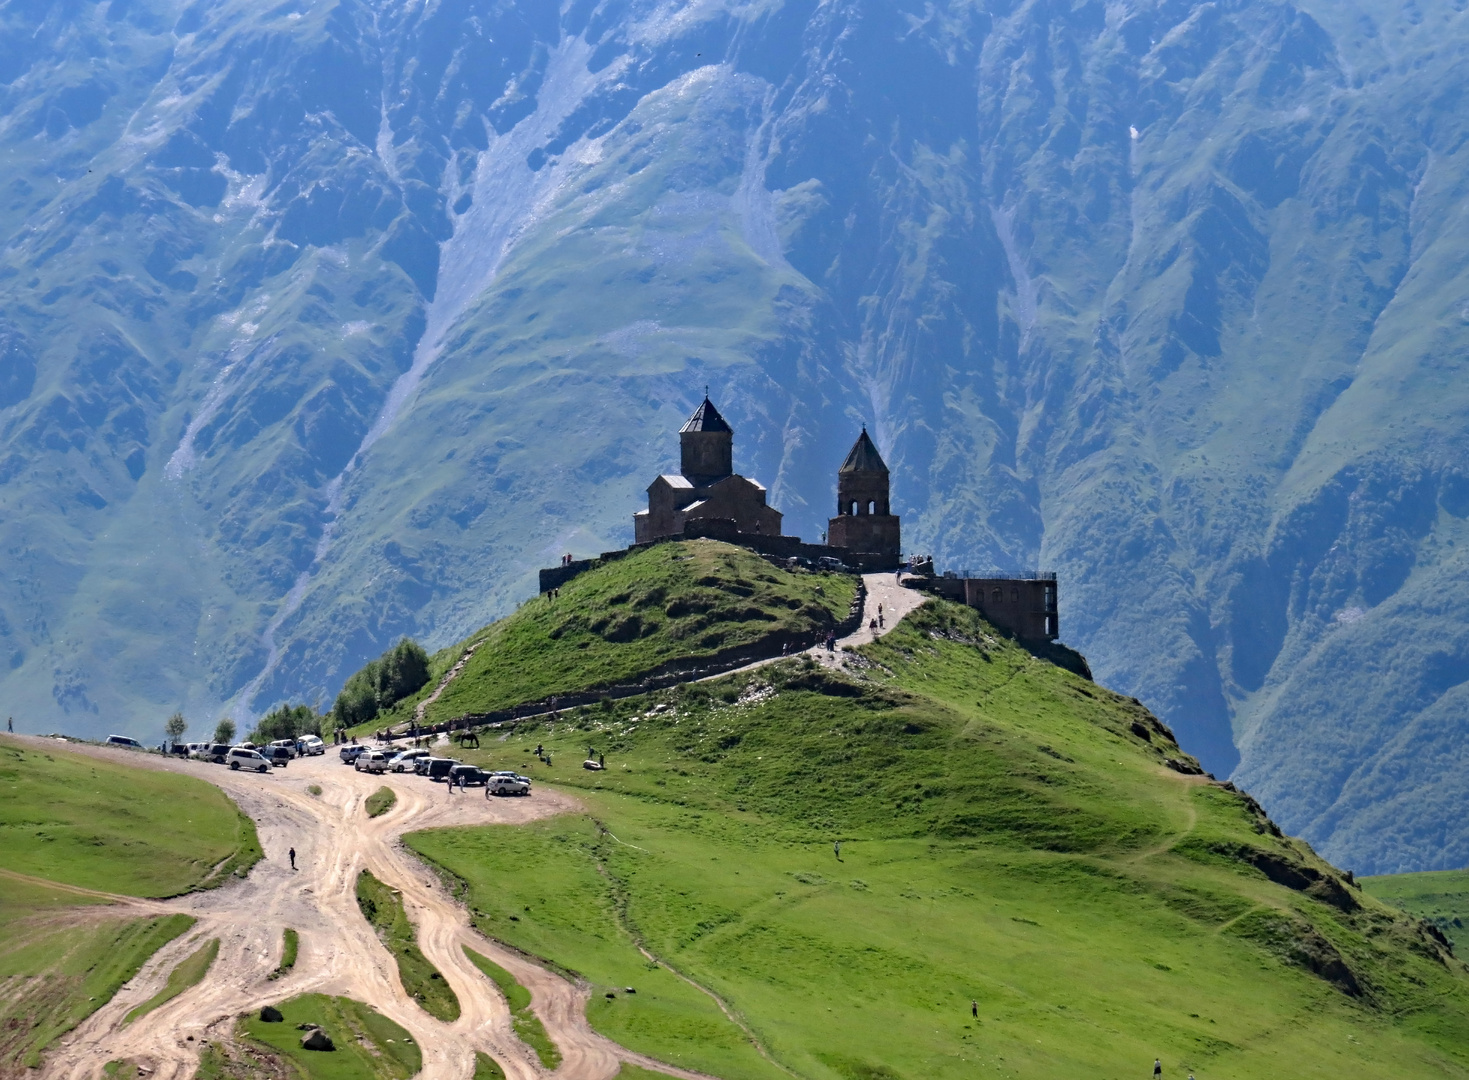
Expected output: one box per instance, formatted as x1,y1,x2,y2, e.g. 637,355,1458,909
164,711,187,749
213,717,237,745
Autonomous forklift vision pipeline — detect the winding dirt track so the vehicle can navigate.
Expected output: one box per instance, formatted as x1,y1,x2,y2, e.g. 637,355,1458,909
27,743,714,1080
29,573,926,1080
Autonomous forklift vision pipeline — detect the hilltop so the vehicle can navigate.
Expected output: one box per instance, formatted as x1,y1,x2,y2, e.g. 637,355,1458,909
353,541,858,731
400,573,1469,1080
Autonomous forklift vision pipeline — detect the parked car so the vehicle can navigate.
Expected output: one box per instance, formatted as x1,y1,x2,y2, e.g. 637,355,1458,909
487,774,531,796
356,750,391,774
340,745,367,764
105,734,144,750
297,735,326,756
184,742,212,759
227,747,270,773
202,743,232,764
263,746,292,768
425,758,461,781
413,756,436,775
447,765,489,787
268,739,298,760
389,748,430,772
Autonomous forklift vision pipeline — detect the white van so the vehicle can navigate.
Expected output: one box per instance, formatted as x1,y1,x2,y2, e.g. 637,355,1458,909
297,735,326,756
269,739,298,759
389,748,430,772
355,750,391,774
227,747,270,773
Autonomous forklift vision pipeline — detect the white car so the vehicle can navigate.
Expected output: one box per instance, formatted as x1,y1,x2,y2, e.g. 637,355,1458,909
269,739,298,759
355,750,390,774
297,735,326,756
389,748,430,773
486,774,530,797
227,747,270,773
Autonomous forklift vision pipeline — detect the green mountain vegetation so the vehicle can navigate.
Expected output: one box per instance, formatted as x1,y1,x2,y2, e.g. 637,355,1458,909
0,735,258,1071
354,542,857,732
406,598,1469,1080
4,0,1469,877
1364,871,1469,953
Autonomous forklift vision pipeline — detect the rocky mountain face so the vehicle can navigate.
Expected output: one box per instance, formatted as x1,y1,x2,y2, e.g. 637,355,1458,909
2,0,1468,872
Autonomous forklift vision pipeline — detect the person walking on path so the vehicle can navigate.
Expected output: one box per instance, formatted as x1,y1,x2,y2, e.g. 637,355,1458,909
288,847,296,871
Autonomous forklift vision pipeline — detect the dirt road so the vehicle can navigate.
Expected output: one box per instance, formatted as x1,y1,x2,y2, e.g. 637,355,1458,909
32,744,716,1080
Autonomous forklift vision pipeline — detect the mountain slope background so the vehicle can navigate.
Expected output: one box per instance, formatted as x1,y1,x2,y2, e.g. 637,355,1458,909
3,0,1469,873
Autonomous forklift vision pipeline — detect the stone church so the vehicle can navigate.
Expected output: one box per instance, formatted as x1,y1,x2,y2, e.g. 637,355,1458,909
633,397,784,544
633,397,900,566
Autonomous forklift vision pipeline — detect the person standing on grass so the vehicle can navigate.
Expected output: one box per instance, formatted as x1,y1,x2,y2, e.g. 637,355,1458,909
288,847,296,871
1153,1059,1162,1078
834,840,842,860
971,1000,977,1018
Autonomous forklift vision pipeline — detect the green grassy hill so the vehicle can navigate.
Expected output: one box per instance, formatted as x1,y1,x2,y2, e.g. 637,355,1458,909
1364,870,1469,952
356,541,856,731
406,597,1469,1080
0,736,261,1072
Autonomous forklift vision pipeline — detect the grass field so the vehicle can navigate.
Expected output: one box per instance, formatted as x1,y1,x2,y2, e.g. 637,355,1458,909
0,735,262,896
356,541,857,732
0,735,259,1072
238,994,421,1080
0,884,194,1071
355,870,459,1022
462,946,560,1069
407,599,1469,1080
1363,870,1469,951
365,787,397,818
123,937,218,1024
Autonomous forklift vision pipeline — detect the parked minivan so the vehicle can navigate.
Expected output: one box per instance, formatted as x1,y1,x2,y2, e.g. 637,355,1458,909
269,739,298,760
263,745,292,768
297,735,326,756
389,748,430,772
355,750,390,774
425,758,461,781
226,747,270,773
105,734,144,750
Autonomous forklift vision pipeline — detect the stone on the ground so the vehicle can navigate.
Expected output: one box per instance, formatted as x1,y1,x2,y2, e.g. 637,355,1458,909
300,1029,334,1052
259,1006,283,1023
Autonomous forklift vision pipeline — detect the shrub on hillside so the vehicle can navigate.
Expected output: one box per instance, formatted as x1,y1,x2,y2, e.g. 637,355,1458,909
250,703,323,745
330,638,431,728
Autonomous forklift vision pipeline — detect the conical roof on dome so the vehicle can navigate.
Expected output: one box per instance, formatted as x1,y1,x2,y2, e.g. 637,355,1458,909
839,427,888,473
680,396,732,433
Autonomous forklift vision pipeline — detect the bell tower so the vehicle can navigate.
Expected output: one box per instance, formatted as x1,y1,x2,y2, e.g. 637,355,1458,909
827,428,901,565
679,396,733,485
